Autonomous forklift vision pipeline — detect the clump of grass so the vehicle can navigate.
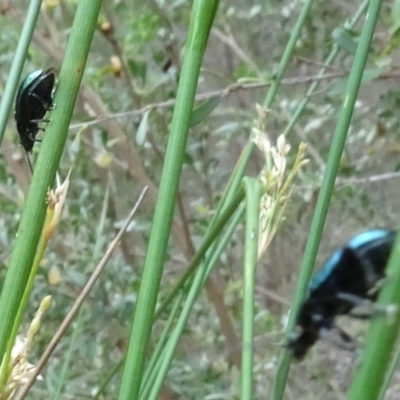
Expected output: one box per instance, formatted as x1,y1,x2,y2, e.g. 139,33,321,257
0,295,51,399
252,104,308,258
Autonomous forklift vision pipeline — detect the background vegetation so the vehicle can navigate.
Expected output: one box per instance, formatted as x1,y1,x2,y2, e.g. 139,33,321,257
1,0,400,399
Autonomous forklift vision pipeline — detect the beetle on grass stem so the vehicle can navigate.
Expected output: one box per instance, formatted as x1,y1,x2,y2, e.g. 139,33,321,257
14,68,55,171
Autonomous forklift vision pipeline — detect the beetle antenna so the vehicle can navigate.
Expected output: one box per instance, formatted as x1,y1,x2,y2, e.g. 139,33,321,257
24,150,33,174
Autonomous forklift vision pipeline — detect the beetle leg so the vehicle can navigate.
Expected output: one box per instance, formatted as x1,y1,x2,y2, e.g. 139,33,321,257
336,292,369,307
320,325,356,350
366,276,387,297
30,119,50,124
336,292,393,319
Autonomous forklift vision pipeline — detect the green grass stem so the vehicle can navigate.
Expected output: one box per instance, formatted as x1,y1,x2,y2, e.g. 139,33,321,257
117,2,219,399
0,0,43,144
282,0,369,137
241,178,261,400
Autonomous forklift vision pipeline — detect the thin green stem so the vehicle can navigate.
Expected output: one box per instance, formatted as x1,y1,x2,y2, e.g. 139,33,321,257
241,178,261,400
139,295,183,399
263,0,315,108
0,0,42,144
155,187,244,319
144,202,244,399
282,0,369,137
377,335,400,400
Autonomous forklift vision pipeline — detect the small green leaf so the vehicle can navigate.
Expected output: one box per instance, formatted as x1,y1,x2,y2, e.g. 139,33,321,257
392,0,400,31
136,110,150,146
128,59,147,82
183,152,194,165
390,26,400,48
332,27,358,54
189,95,221,127
67,269,86,286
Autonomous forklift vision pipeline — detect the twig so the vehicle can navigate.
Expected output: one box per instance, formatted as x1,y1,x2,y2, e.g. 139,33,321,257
211,26,260,75
336,171,400,185
294,56,349,72
69,69,400,131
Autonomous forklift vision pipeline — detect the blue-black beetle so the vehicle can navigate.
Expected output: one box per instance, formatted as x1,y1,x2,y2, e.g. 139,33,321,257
287,229,397,360
14,68,55,152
